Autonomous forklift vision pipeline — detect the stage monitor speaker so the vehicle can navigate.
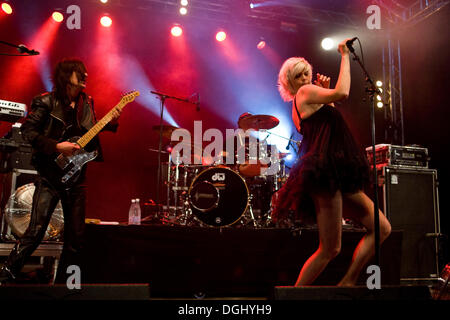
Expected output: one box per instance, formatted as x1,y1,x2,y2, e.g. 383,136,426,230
273,285,432,300
0,284,151,300
381,166,441,280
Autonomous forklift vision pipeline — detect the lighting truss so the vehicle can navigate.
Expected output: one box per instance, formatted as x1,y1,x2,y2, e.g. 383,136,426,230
375,0,449,144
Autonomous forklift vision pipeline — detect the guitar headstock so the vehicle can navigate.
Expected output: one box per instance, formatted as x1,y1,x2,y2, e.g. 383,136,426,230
120,90,140,104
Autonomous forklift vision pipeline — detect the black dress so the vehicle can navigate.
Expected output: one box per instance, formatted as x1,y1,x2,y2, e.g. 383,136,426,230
273,100,370,223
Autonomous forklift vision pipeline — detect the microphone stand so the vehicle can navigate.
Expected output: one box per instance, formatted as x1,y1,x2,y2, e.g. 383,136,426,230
347,43,383,267
150,90,198,216
0,40,38,56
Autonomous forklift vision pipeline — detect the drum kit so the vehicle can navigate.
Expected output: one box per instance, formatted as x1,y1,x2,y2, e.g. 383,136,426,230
150,113,296,228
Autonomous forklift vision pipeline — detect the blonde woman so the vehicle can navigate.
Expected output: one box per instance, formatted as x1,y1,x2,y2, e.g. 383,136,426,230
275,39,391,286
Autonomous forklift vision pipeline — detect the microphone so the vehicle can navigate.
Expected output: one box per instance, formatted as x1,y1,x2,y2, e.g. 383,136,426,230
196,93,200,111
286,132,294,150
345,37,357,53
17,44,40,55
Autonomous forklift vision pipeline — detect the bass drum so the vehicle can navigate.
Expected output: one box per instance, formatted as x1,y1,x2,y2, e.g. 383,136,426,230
188,166,249,227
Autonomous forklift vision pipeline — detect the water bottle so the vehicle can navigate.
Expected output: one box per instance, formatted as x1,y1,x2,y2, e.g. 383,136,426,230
135,198,142,225
128,199,137,225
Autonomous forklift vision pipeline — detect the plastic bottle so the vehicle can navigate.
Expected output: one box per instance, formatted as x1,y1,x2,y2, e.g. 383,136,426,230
135,198,142,225
128,199,137,225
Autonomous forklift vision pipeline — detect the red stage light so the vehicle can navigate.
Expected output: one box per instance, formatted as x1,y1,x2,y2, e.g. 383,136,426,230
216,31,226,42
1,2,13,14
171,25,183,37
257,40,266,50
100,15,112,27
52,12,64,23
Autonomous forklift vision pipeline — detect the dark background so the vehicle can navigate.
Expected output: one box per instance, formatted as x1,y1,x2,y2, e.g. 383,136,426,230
0,1,448,252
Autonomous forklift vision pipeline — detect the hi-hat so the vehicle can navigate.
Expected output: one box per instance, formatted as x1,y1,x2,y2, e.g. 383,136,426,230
238,114,280,130
278,152,290,159
152,125,180,139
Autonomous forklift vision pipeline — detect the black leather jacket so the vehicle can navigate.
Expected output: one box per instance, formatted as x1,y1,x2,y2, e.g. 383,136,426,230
21,91,117,173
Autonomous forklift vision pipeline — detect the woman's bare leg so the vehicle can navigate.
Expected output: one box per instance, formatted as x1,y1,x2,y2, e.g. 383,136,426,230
337,191,392,286
295,190,343,286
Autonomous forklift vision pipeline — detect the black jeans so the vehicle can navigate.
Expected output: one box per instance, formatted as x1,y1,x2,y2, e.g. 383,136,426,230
4,177,86,284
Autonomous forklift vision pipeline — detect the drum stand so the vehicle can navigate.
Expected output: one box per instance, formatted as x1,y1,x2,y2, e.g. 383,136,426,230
164,156,198,226
246,194,258,228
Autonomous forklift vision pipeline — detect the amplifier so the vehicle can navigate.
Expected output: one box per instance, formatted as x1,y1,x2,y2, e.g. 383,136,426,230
366,144,429,169
0,124,34,172
377,166,441,280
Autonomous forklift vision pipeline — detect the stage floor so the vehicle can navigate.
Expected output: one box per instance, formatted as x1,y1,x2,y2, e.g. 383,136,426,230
81,223,403,298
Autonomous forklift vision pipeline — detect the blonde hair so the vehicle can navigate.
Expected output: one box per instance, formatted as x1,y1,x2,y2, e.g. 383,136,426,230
277,57,313,102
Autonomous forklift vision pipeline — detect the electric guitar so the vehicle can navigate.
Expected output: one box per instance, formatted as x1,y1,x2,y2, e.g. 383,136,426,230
54,90,140,186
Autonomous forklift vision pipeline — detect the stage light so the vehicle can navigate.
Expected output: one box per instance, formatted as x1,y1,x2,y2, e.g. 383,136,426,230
321,38,334,51
377,102,384,108
179,7,187,15
216,31,226,42
100,15,112,27
1,2,13,14
52,11,64,23
250,3,254,9
100,0,108,3
376,80,383,87
257,39,266,50
171,25,183,37
180,0,188,5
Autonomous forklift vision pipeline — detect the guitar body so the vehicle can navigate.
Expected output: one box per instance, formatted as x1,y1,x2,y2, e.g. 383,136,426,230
39,90,139,188
54,136,98,187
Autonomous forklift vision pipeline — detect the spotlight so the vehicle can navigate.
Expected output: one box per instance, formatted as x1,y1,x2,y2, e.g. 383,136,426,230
257,40,266,50
180,0,188,5
179,7,187,15
52,11,64,23
376,80,383,87
250,3,254,9
100,15,112,27
1,2,13,15
321,38,335,51
100,0,108,3
377,102,384,108
216,31,226,42
171,25,183,37
377,95,382,101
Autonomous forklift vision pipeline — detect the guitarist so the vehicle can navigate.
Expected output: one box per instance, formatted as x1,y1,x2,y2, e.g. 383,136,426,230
0,58,121,284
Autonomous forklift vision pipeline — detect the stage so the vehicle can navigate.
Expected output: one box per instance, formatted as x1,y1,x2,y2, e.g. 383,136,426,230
81,223,403,298
1,222,447,302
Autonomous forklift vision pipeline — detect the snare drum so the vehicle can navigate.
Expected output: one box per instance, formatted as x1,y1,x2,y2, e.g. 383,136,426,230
188,166,249,227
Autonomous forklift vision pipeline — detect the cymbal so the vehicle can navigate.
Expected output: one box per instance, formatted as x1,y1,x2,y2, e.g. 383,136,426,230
152,125,180,139
278,152,289,159
238,114,280,130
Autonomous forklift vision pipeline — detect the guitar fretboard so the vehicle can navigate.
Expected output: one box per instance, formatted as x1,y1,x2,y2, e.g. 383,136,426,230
77,100,126,148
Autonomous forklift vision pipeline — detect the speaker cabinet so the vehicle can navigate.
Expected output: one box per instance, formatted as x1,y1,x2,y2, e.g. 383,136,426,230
381,166,440,280
0,284,151,300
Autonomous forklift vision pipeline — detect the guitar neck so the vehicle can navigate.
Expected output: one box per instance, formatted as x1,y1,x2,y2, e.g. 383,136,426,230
77,101,125,148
